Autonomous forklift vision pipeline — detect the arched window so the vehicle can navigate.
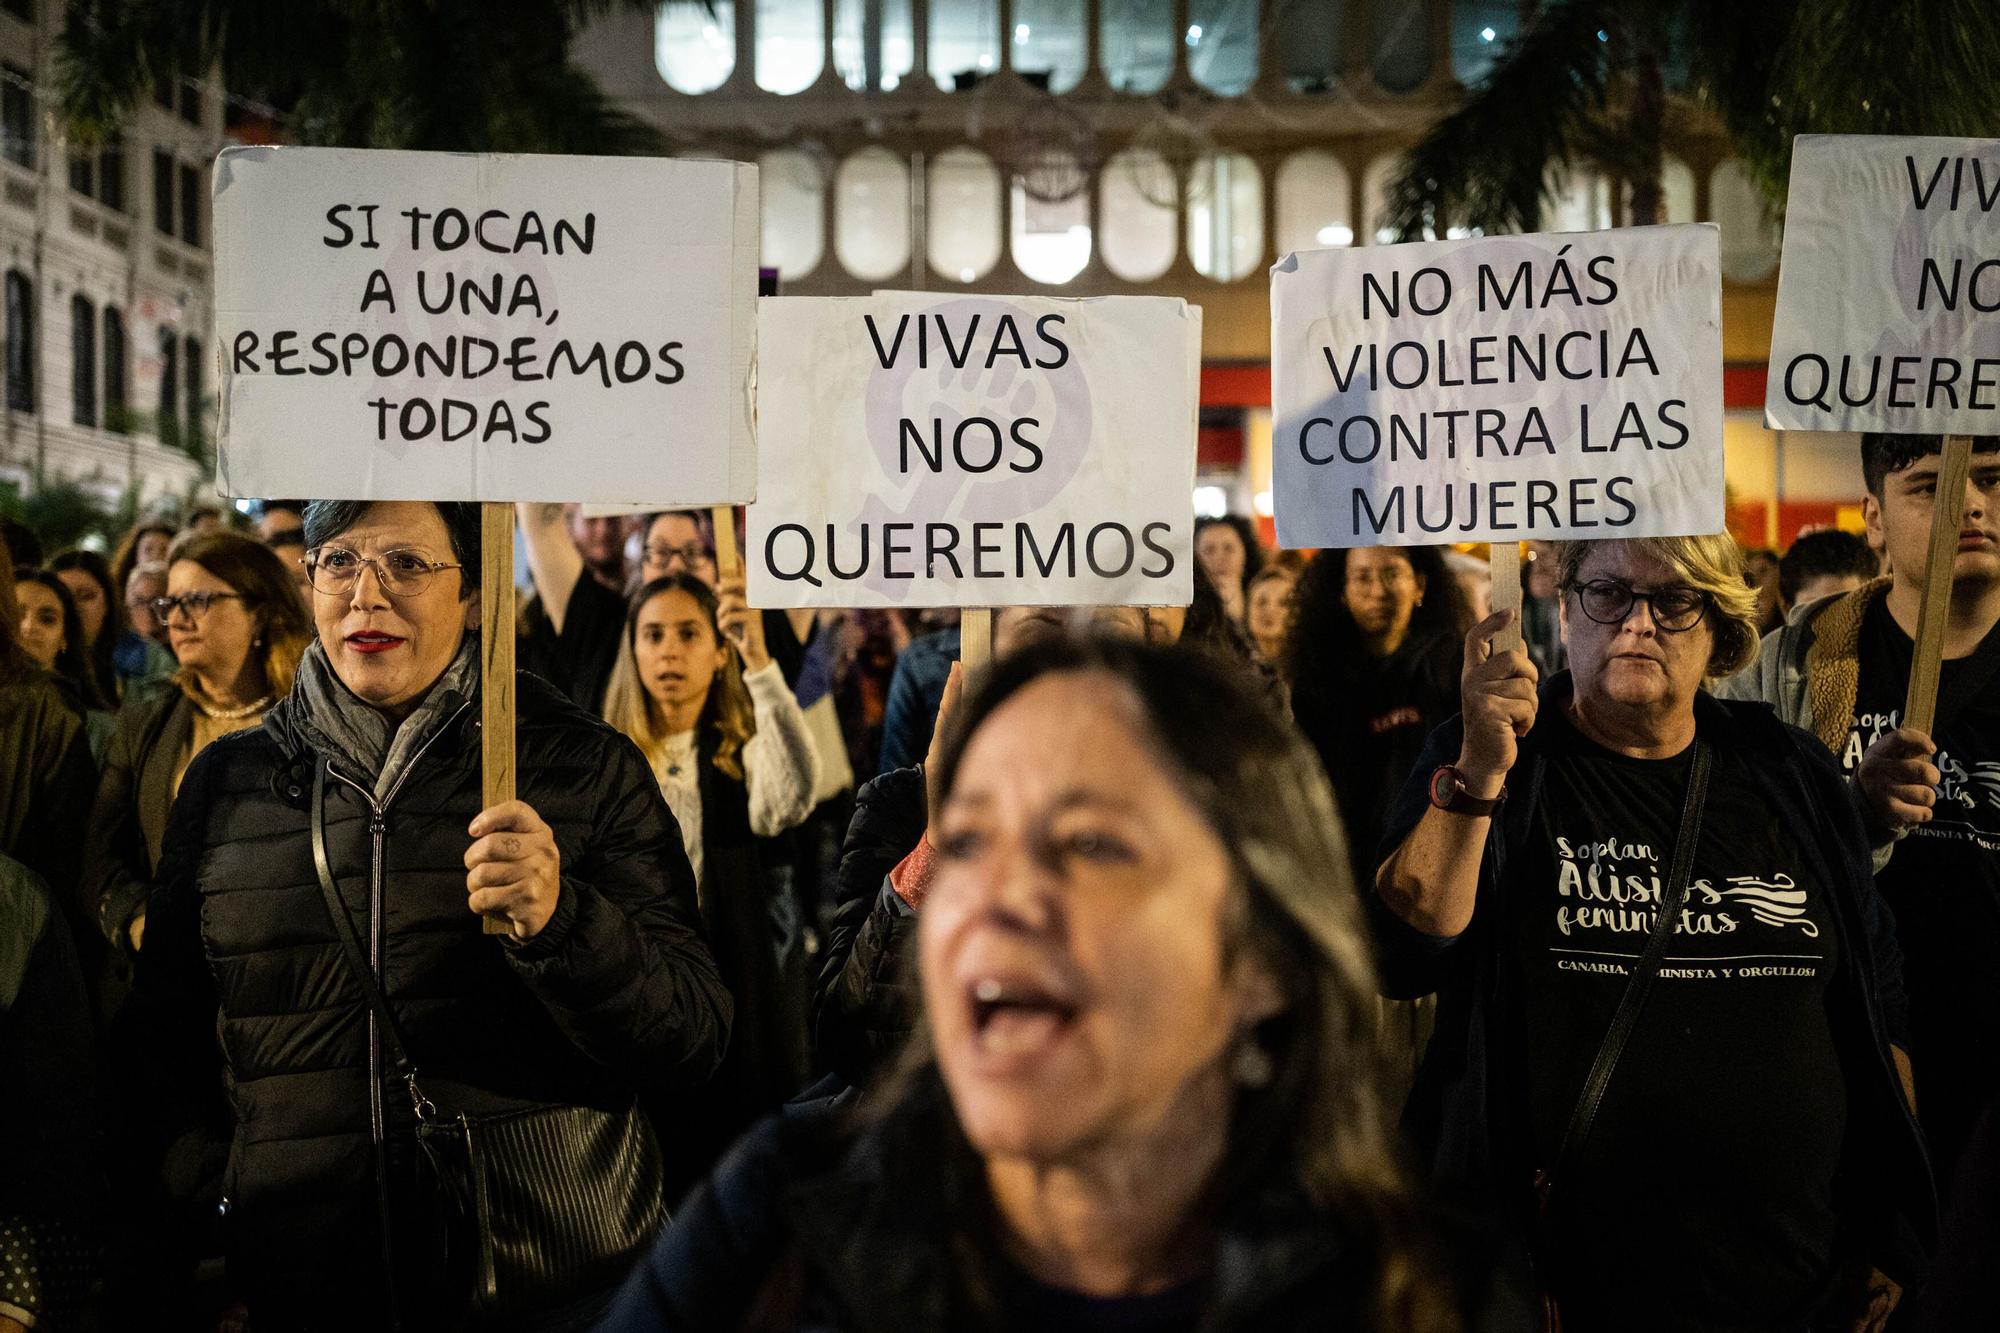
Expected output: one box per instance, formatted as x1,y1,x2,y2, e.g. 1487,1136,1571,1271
1099,149,1178,282
929,0,997,90
102,307,127,429
756,0,824,94
656,4,735,93
1011,158,1091,285
5,270,33,412
1710,159,1780,282
1371,1,1434,92
1187,153,1263,281
759,148,825,280
1011,1,1086,92
833,0,913,90
1100,0,1173,93
835,147,911,282
1275,150,1353,254
71,293,96,426
928,147,1003,284
1187,0,1257,96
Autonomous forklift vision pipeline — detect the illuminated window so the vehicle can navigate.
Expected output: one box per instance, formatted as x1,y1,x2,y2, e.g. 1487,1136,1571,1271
1012,158,1091,285
929,148,1003,283
1276,150,1352,254
833,0,913,90
1100,0,1173,94
1187,153,1263,281
930,0,998,90
835,147,911,282
760,148,825,279
1011,1,1086,92
656,4,735,93
1452,2,1519,85
756,0,824,94
1099,149,1178,282
1187,0,1257,96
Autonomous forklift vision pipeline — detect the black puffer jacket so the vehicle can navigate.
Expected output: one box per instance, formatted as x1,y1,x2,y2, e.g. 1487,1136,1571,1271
811,766,925,1087
141,670,731,1328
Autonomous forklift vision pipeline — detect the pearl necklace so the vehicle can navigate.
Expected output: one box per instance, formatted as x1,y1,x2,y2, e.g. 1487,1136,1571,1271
192,691,275,720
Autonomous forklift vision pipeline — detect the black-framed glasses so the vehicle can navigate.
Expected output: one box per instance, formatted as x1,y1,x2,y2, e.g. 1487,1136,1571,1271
644,542,714,569
305,545,463,597
152,591,244,621
1570,579,1709,632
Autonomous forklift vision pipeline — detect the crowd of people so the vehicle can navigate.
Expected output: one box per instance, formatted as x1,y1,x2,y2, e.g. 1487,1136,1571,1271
0,433,1995,1331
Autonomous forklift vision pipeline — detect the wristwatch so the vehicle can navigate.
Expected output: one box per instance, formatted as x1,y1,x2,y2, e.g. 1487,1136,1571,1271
1429,765,1505,816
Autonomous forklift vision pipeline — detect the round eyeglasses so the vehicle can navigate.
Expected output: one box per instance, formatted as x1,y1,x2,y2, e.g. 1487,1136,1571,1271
304,546,463,597
1570,579,1708,633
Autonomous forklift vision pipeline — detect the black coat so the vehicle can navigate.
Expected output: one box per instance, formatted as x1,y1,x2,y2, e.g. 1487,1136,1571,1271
83,679,190,951
141,671,731,1328
598,1084,1405,1332
811,765,925,1087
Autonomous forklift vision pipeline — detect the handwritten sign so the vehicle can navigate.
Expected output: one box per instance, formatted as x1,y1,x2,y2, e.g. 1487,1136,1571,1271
747,294,1200,608
212,146,757,502
1271,225,1723,548
1767,134,2000,434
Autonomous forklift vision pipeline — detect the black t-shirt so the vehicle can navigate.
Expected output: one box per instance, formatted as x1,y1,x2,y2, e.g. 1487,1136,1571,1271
517,569,626,715
1847,596,2000,1189
1513,707,1847,1330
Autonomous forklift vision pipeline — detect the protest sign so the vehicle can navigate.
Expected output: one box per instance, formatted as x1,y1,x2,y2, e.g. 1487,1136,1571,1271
746,293,1201,609
212,146,758,503
1270,224,1724,552
1766,135,2000,435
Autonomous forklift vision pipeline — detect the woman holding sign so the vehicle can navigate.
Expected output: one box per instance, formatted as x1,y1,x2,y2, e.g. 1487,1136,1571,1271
601,637,1459,1333
1373,534,1931,1331
139,500,731,1330
602,571,819,1186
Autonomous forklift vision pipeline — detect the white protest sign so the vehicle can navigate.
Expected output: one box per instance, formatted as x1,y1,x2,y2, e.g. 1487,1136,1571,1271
1766,135,2000,434
747,294,1200,608
212,146,758,503
1271,224,1723,549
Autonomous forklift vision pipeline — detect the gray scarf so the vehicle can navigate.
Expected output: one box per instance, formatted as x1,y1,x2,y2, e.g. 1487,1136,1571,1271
290,635,481,802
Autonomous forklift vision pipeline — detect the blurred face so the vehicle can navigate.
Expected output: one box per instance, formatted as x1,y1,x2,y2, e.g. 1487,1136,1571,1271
258,509,302,542
136,530,172,566
1195,525,1246,587
164,559,259,686
1560,542,1715,721
641,513,716,588
992,606,1146,658
1456,564,1493,622
1866,453,2000,598
1343,548,1423,646
15,580,64,670
1247,573,1295,647
632,588,726,718
1746,552,1781,629
55,568,108,645
1794,572,1864,607
923,673,1271,1164
309,501,476,718
1525,541,1560,598
127,570,167,643
572,511,626,569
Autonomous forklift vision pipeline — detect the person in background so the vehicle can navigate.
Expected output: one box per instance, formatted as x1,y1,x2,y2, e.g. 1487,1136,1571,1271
14,567,113,756
1446,549,1494,623
1780,528,1881,620
1378,534,1929,1330
602,571,819,1189
1745,545,1785,636
139,499,729,1328
124,562,172,654
1720,433,2000,1209
50,549,174,703
1519,540,1566,676
603,637,1462,1333
264,524,312,601
1246,563,1298,666
1194,513,1264,626
82,532,312,1327
877,615,961,776
256,500,305,545
0,852,107,1333
109,520,174,605
181,506,226,538
0,544,94,958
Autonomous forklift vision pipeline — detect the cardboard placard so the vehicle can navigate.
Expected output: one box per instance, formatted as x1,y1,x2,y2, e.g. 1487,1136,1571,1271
1766,135,2000,434
1271,224,1724,549
746,293,1201,608
212,146,758,503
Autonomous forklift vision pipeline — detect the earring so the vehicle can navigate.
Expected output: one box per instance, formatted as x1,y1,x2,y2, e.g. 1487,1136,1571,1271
1231,1037,1274,1089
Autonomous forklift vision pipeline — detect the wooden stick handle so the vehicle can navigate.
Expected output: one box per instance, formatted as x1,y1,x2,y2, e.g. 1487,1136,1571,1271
1904,435,1974,736
960,607,993,669
1489,541,1524,654
480,502,516,936
712,505,742,581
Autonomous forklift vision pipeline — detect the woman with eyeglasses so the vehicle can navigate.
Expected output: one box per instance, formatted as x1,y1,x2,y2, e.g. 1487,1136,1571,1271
1373,535,1933,1331
134,501,729,1330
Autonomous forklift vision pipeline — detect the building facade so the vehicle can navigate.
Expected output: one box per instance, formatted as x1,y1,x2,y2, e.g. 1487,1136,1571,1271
578,0,1843,546
0,0,214,512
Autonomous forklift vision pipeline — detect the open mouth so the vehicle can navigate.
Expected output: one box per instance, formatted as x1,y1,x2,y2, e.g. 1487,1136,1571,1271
968,976,1080,1057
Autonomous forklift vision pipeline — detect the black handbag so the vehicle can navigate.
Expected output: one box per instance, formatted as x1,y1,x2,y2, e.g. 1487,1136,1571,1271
310,763,666,1317
1530,739,1712,1331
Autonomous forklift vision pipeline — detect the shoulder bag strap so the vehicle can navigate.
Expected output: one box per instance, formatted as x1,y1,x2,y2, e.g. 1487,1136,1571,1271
1544,737,1712,1197
311,762,436,1121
